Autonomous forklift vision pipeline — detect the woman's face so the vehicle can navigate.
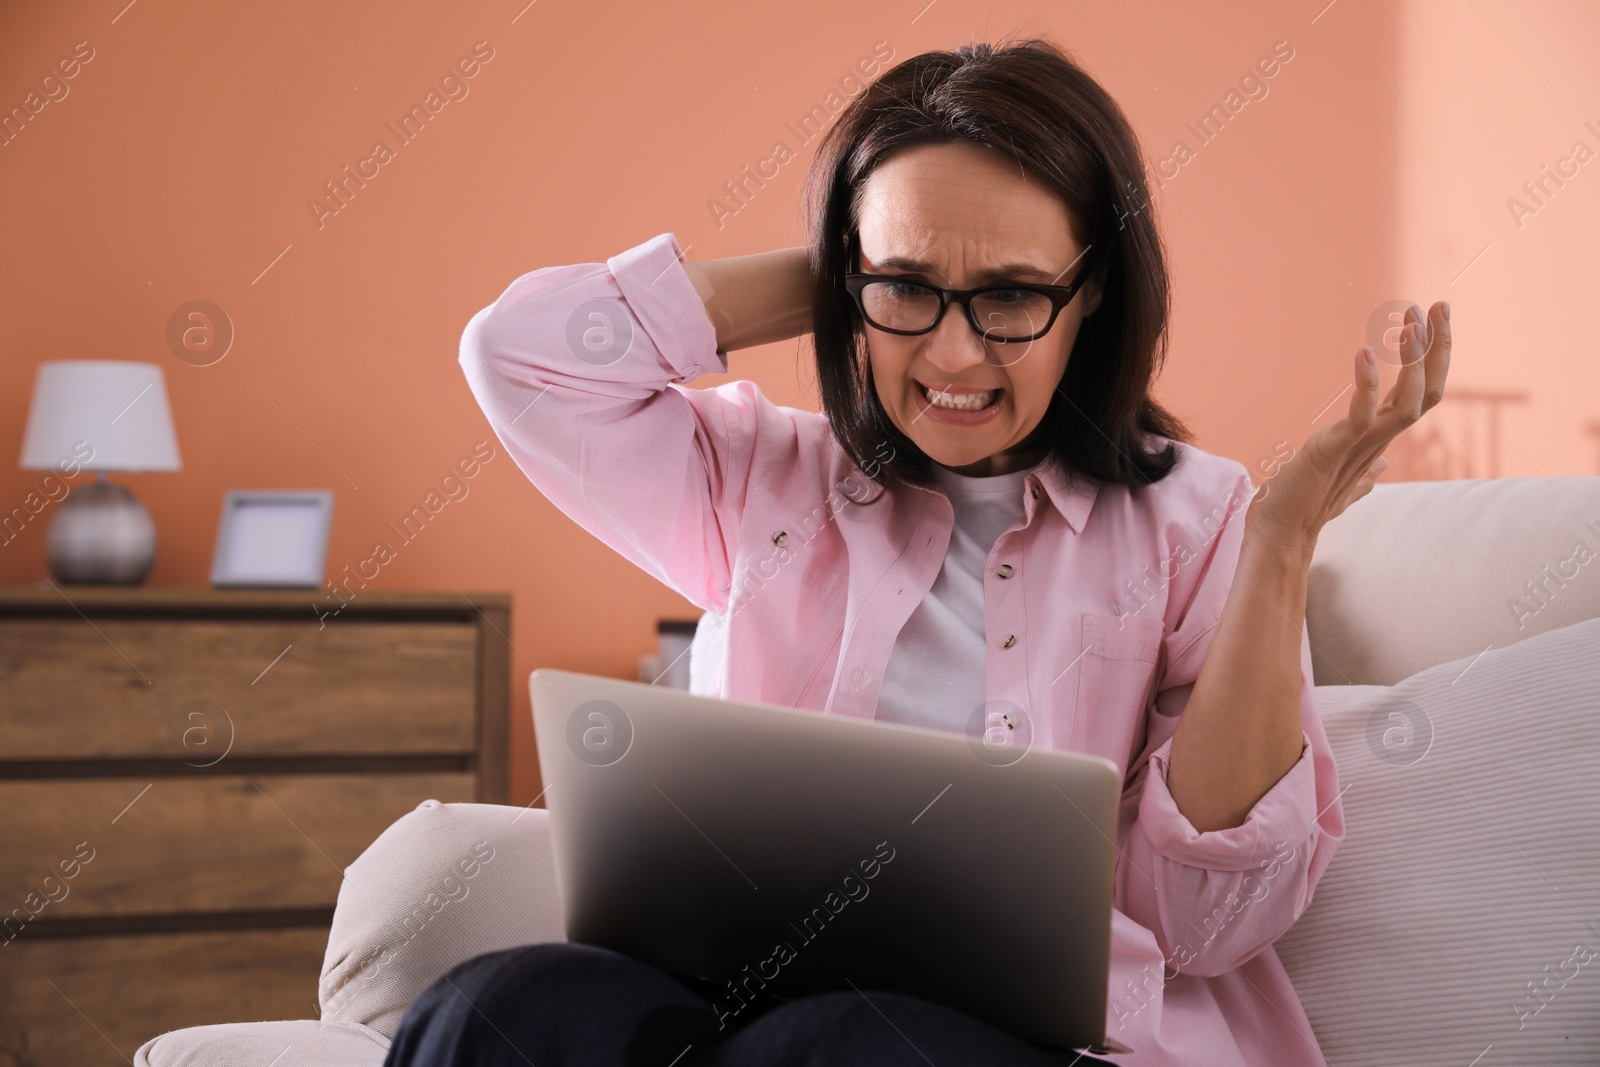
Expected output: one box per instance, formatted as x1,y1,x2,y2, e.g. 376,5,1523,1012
854,141,1101,477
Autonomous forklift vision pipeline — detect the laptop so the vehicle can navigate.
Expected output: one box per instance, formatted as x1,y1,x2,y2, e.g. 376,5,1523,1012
530,668,1132,1055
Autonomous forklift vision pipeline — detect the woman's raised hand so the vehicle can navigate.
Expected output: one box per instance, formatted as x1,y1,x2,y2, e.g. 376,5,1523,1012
1249,300,1452,554
684,247,814,355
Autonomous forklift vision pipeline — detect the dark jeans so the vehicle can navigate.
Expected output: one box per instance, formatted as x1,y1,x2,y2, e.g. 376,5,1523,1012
383,942,1116,1067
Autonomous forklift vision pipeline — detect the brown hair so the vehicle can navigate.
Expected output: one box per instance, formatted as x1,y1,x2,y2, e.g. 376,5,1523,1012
801,36,1187,491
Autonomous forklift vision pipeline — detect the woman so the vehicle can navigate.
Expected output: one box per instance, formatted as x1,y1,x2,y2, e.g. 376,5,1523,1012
388,36,1449,1067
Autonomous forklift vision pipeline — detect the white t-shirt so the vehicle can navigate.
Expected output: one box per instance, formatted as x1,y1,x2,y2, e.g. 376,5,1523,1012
876,461,1036,735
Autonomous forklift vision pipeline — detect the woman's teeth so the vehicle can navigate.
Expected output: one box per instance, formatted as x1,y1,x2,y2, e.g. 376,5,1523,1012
921,384,999,411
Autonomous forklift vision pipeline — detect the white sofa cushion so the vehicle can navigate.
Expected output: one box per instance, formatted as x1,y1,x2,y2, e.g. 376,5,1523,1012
135,802,567,1065
1308,478,1600,685
317,799,567,1037
1277,616,1600,1066
135,1020,389,1066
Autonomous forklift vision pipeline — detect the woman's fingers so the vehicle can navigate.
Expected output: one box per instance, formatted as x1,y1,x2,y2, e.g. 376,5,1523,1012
1385,305,1431,419
1377,300,1450,432
1289,299,1447,531
1420,301,1451,413
1347,345,1381,431
1313,346,1387,509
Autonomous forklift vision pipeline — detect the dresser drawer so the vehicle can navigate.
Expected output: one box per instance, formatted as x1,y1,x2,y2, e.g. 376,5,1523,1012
0,926,329,1067
0,618,479,759
0,773,475,920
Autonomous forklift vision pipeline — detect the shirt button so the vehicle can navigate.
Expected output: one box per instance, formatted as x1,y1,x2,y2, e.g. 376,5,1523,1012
772,531,789,547
997,564,1014,579
1000,634,1016,649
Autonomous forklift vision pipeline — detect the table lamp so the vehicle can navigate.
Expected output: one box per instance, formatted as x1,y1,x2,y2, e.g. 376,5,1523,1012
19,360,182,585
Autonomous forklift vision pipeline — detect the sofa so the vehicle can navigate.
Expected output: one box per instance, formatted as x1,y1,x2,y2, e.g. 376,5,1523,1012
136,478,1600,1066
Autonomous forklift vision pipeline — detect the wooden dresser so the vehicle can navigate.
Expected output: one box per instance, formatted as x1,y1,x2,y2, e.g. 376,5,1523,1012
0,586,511,1065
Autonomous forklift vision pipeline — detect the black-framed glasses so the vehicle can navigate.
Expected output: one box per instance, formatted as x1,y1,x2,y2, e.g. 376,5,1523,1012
844,246,1097,344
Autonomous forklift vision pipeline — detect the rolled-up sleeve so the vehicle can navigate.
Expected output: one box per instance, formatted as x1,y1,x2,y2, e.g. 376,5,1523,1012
458,231,749,613
1112,469,1346,980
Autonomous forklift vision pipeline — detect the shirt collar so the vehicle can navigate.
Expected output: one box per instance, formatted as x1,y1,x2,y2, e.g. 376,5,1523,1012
1028,453,1099,534
848,452,1099,534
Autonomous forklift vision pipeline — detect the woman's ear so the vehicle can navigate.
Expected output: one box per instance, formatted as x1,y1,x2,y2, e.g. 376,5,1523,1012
1080,274,1104,317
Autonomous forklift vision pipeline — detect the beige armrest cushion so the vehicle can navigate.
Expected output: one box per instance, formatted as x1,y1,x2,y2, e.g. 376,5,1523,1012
318,800,566,1036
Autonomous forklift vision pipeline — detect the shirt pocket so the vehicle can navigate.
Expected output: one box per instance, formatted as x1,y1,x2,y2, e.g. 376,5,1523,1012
1070,613,1167,760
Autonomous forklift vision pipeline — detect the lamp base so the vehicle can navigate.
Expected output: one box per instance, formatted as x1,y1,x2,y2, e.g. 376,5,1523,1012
46,476,158,585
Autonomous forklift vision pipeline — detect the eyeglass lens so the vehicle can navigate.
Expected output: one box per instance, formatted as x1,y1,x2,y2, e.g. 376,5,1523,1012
858,281,1056,340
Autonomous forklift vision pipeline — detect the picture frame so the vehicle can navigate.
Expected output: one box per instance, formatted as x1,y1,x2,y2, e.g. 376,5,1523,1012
210,489,334,588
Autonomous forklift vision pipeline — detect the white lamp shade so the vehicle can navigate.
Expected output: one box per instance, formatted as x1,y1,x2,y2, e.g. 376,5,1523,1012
20,360,182,473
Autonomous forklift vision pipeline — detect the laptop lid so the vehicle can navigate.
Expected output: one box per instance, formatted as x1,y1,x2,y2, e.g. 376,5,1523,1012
531,667,1127,1052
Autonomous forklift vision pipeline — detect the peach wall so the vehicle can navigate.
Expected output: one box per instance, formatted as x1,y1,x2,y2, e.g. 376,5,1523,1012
1395,0,1600,480
2,1,1415,804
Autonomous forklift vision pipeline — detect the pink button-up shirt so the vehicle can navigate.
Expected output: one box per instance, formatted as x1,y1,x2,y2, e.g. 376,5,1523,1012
459,231,1345,1066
